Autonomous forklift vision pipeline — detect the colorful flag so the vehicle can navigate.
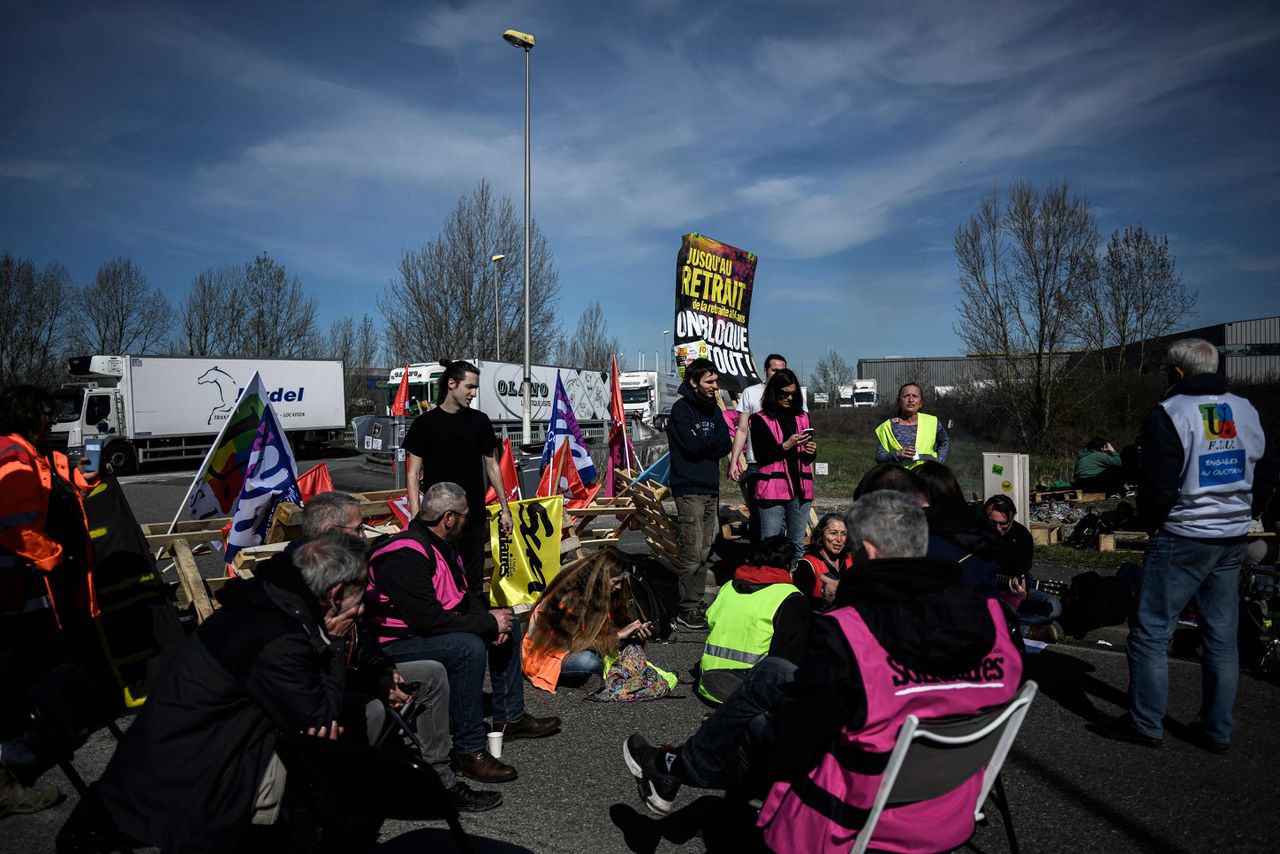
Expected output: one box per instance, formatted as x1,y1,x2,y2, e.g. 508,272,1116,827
391,364,410,416
224,402,303,566
539,371,597,484
484,438,522,505
488,495,564,607
183,373,269,521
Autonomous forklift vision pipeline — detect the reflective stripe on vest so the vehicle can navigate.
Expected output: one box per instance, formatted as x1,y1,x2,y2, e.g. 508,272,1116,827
754,412,814,501
873,413,938,470
697,582,799,703
757,598,1021,853
366,536,468,645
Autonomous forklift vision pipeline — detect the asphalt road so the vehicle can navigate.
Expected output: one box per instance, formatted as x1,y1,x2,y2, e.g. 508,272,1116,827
2,459,1277,852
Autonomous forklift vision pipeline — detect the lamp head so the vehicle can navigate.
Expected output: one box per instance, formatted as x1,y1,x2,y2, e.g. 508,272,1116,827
503,29,535,49
491,253,506,263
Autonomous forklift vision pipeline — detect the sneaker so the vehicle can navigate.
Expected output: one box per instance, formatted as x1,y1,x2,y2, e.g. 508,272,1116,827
0,766,61,820
452,749,518,783
1188,724,1230,755
497,713,562,740
447,780,503,812
1089,713,1164,749
676,611,708,630
622,734,681,816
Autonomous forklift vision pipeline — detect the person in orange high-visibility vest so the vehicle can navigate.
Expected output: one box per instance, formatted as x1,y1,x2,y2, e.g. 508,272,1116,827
1,384,101,816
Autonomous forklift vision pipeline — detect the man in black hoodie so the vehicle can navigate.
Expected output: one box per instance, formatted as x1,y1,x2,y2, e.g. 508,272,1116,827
666,357,733,629
624,490,1023,820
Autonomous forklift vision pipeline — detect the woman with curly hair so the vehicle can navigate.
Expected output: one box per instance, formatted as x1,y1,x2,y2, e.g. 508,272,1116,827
522,548,654,692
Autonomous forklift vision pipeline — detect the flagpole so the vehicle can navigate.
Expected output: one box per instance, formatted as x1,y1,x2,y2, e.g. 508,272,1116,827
165,371,263,535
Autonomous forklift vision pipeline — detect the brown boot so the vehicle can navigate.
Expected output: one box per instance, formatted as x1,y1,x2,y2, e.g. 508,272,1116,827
497,713,561,740
0,766,61,820
453,749,518,783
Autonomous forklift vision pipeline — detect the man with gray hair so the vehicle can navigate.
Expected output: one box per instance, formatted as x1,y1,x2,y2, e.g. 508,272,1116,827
625,490,1022,849
366,482,560,785
299,492,501,812
1097,338,1277,753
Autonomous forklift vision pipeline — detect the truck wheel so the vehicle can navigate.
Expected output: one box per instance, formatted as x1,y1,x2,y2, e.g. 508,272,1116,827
104,442,137,476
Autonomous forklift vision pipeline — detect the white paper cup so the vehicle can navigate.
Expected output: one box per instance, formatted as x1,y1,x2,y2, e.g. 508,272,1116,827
487,731,503,759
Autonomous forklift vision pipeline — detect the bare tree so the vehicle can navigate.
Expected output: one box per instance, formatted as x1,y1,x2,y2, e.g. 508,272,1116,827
810,350,854,404
1075,226,1196,375
381,179,560,364
954,180,1098,445
174,255,318,358
0,252,75,387
75,257,173,355
557,301,619,371
326,314,383,414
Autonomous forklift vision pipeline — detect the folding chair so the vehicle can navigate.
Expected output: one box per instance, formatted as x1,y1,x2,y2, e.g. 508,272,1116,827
852,680,1039,854
275,731,476,854
26,663,125,798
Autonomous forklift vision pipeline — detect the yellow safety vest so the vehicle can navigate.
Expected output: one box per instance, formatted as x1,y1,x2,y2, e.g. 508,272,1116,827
697,582,798,703
874,413,938,470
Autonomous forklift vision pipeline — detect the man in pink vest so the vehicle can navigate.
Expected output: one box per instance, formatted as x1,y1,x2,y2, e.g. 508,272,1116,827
624,490,1023,852
365,482,560,784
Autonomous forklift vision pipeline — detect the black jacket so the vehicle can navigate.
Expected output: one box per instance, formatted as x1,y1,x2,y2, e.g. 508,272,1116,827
368,520,499,641
925,495,1001,596
98,559,346,854
1138,373,1280,533
760,555,1021,780
666,382,732,496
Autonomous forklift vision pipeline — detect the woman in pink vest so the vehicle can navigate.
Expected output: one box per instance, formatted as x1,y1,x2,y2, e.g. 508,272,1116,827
750,368,816,565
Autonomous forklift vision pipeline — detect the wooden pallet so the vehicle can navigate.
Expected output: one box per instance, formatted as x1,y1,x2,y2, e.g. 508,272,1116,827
1099,530,1275,552
1029,523,1063,547
1032,489,1106,505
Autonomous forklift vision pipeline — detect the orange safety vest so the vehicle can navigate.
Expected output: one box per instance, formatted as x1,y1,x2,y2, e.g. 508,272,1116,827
0,433,99,628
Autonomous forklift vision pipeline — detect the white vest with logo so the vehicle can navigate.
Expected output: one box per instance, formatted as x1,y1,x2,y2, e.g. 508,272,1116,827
1158,391,1264,538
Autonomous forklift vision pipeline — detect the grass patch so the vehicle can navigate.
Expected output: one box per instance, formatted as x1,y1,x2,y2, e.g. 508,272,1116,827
1036,544,1135,571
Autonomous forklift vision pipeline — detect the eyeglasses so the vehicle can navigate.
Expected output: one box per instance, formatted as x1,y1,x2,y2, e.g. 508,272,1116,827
778,390,796,398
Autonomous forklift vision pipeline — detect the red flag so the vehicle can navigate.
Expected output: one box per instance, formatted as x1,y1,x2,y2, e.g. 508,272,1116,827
391,364,410,416
608,354,626,444
537,441,588,500
297,463,335,502
484,438,522,505
387,494,412,528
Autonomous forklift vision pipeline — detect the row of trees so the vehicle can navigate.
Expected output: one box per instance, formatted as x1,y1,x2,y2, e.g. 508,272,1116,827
1,181,624,396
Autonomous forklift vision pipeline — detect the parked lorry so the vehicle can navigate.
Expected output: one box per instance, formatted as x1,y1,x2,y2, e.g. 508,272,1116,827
837,385,854,407
853,379,878,407
50,355,347,474
387,360,610,445
618,370,681,429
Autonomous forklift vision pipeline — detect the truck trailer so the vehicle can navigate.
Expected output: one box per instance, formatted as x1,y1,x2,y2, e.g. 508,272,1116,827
51,355,347,474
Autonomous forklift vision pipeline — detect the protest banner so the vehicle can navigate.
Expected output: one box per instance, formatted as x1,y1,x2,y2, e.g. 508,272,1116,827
673,232,760,393
488,495,564,607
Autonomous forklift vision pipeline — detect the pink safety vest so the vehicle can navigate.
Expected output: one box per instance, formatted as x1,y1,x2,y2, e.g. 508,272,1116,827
365,536,468,645
758,598,1022,853
754,412,814,501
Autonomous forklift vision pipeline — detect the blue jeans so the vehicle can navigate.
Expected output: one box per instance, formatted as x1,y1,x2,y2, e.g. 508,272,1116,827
757,498,812,565
1017,589,1063,628
558,650,604,687
1125,532,1245,743
386,621,526,754
680,656,797,789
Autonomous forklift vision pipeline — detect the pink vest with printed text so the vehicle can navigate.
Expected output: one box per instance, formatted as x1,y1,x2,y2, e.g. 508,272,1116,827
757,598,1021,853
365,536,467,646
754,411,814,501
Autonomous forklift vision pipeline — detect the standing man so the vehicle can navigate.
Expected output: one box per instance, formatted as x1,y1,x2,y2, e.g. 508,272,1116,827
728,354,787,544
403,361,513,590
1097,338,1276,753
666,358,732,630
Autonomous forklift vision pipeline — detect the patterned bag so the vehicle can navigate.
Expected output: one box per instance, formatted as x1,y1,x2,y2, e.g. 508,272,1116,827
584,643,676,703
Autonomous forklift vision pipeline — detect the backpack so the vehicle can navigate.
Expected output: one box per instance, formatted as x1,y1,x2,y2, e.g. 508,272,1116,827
625,555,678,642
1059,570,1132,637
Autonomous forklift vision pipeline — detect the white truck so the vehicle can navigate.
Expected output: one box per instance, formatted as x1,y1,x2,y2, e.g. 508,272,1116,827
388,360,611,445
837,385,854,407
51,355,347,474
853,379,879,407
618,370,681,429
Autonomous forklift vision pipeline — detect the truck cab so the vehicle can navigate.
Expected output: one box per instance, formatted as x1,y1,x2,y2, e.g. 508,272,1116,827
50,356,129,465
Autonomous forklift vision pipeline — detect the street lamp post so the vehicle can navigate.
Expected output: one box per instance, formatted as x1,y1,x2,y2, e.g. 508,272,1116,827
503,28,535,444
662,329,671,376
490,253,505,359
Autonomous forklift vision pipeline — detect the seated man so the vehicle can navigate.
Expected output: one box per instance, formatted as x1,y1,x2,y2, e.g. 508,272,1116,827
984,494,1063,643
697,535,810,704
624,491,1023,853
366,482,559,784
299,491,500,811
98,533,369,853
1073,437,1126,495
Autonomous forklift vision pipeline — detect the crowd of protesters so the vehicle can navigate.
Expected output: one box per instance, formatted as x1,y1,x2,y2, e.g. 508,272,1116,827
2,336,1276,851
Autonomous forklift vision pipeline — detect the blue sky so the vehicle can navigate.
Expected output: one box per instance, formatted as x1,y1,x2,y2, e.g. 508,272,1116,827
3,1,1278,381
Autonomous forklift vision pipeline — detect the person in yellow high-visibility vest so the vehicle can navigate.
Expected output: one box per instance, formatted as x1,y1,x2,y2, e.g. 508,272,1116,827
874,383,949,470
